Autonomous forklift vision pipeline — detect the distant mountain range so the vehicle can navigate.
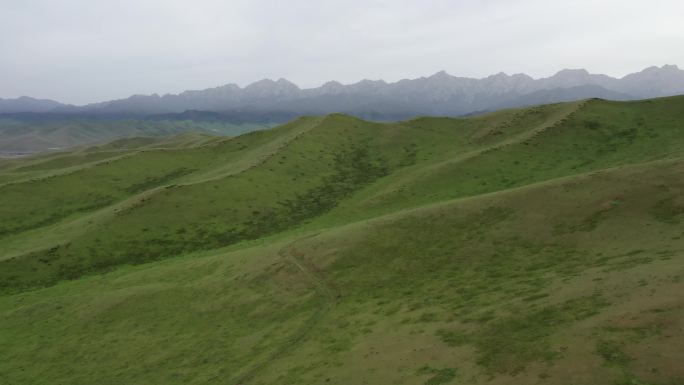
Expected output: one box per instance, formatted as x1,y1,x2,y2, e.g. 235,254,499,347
0,96,65,114
2,65,684,120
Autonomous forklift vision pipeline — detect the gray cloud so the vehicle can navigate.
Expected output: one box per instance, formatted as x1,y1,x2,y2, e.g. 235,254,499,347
1,0,683,104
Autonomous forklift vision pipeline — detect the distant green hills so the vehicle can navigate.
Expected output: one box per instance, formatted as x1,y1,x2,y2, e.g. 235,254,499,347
0,115,274,155
1,96,683,385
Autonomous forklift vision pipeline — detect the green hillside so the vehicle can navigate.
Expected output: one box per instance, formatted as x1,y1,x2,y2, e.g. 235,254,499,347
1,96,683,385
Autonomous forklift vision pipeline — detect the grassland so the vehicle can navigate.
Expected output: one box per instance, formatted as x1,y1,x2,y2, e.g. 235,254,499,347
1,96,684,384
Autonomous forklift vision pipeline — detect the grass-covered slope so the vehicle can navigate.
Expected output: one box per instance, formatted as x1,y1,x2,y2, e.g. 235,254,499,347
1,96,684,385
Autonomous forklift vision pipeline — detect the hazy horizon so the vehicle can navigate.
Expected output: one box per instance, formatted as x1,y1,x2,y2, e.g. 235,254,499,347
2,0,683,104
3,64,682,106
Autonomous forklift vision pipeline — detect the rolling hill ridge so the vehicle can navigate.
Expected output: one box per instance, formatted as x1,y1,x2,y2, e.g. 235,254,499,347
1,96,684,385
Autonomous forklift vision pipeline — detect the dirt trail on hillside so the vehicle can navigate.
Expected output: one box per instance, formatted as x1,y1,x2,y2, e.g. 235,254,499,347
230,234,340,385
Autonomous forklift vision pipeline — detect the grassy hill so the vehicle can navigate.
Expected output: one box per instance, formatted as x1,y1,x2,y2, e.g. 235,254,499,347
1,96,683,385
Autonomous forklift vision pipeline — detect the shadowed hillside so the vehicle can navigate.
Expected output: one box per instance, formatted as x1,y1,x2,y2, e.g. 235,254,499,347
1,96,683,385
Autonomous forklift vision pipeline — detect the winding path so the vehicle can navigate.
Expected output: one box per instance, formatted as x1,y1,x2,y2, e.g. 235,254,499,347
230,234,340,385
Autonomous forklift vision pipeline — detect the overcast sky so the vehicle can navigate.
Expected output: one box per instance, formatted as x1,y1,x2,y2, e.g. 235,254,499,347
1,0,683,104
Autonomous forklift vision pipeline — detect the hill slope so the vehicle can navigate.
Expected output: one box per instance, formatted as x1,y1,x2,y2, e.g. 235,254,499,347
1,96,684,385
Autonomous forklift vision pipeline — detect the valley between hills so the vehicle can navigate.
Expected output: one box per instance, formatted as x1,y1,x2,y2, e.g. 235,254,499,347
1,96,684,384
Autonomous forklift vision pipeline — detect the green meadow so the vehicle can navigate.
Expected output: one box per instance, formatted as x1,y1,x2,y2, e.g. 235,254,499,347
1,96,684,384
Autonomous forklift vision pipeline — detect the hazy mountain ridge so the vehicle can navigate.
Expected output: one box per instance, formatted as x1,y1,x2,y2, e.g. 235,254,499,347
3,65,683,116
0,96,66,113
2,65,681,154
